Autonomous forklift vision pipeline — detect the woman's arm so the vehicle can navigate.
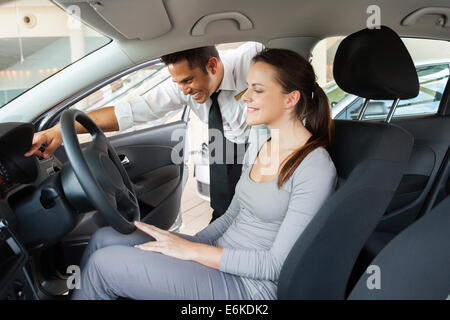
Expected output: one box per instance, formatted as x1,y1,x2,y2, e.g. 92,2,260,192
191,243,223,269
195,193,241,241
134,221,223,269
219,149,337,280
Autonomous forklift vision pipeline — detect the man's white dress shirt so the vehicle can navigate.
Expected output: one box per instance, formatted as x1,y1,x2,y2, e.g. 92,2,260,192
114,42,264,144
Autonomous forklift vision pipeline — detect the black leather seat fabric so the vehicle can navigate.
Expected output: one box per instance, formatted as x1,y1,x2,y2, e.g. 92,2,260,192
277,26,417,299
349,195,450,300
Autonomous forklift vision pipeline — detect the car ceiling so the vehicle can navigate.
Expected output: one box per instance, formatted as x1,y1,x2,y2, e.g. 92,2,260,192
1,0,449,124
52,0,450,63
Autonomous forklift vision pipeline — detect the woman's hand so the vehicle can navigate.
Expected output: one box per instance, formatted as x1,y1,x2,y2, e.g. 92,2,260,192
134,221,198,261
134,221,223,269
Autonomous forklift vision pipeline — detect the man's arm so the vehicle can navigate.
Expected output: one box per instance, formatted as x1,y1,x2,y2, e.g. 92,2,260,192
74,106,119,133
26,75,187,158
25,106,118,158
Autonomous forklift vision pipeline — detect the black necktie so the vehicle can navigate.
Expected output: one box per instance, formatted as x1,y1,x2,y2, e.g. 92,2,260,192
208,91,230,215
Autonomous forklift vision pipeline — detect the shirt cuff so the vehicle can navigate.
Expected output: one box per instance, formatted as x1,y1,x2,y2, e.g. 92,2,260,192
114,100,134,132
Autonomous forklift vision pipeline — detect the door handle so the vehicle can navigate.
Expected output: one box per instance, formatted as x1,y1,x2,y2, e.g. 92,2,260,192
119,155,130,165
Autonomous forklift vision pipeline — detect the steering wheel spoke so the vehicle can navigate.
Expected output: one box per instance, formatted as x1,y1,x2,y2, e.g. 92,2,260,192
116,187,140,222
91,133,109,154
105,192,118,209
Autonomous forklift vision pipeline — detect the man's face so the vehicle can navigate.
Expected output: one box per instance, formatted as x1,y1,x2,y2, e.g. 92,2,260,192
168,59,216,104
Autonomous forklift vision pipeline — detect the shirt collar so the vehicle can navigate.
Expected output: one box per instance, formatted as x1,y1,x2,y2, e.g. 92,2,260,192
217,54,237,92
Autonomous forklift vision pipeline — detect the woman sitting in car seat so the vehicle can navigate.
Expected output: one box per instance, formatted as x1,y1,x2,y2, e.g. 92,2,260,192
71,48,337,300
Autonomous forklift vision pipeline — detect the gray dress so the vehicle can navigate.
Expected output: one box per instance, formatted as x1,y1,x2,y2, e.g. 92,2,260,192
71,132,337,300
196,132,338,299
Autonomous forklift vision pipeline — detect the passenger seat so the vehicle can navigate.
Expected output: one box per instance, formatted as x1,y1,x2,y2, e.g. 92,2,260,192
349,194,450,299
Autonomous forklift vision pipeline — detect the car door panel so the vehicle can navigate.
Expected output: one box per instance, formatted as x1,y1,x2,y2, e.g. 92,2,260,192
377,116,450,234
114,145,181,208
383,145,434,214
385,174,429,213
107,121,186,228
350,85,450,294
133,164,180,207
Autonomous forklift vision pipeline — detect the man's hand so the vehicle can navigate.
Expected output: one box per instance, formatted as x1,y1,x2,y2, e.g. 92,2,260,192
24,125,62,158
24,107,119,159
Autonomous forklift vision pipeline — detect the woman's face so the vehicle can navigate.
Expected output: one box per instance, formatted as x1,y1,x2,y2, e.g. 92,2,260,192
242,61,294,126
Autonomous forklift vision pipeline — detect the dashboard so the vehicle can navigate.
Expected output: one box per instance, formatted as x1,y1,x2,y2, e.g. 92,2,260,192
0,123,38,198
0,122,66,201
0,123,41,299
0,122,89,300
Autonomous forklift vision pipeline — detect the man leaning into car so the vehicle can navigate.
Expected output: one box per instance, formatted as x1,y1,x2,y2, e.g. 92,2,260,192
25,42,264,223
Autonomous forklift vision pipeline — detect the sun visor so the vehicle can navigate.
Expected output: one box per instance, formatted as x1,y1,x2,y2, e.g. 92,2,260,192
54,0,172,40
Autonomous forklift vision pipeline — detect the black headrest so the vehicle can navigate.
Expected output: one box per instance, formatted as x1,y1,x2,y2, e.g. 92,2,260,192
333,26,419,100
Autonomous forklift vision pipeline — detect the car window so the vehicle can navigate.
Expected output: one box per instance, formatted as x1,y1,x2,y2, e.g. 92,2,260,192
71,61,180,127
323,81,351,107
336,63,450,120
336,99,391,120
0,0,111,109
312,37,450,120
72,62,184,143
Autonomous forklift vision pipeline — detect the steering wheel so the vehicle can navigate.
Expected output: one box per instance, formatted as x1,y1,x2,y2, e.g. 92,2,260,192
59,109,139,234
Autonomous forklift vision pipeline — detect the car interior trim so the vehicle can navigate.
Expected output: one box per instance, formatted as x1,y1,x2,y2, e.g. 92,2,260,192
385,98,401,123
357,98,370,121
401,7,450,28
191,12,254,36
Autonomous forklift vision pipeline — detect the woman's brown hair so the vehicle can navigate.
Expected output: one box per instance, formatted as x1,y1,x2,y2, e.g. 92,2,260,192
252,48,333,188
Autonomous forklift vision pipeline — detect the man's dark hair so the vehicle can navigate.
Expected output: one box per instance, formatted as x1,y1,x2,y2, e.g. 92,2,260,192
161,46,220,74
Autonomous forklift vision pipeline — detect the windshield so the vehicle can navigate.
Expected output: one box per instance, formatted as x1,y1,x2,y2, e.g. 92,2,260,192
0,0,110,108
